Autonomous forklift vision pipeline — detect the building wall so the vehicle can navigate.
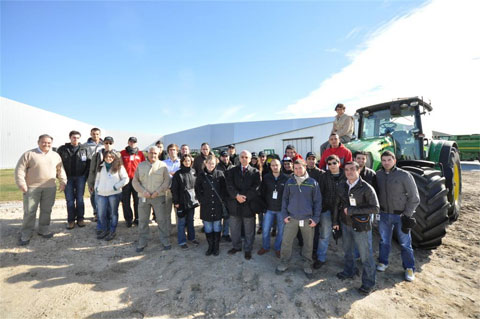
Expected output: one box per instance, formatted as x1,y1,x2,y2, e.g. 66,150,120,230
234,122,333,160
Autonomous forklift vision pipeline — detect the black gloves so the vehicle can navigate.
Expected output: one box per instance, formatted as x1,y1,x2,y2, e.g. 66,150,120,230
401,215,416,234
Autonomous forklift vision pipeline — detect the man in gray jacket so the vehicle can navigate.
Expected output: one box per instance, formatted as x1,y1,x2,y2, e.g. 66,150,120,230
376,151,420,282
276,159,322,278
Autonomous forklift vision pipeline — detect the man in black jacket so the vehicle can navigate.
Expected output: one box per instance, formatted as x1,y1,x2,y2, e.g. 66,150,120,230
226,150,261,260
333,161,379,295
57,130,91,229
353,151,376,188
257,159,288,258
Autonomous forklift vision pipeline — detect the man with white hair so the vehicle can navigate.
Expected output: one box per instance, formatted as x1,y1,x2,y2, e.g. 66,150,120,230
132,146,171,253
226,150,261,260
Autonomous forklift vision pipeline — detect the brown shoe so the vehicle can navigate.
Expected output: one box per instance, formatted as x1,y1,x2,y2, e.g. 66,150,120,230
77,220,86,227
257,248,269,255
275,250,281,258
66,222,75,230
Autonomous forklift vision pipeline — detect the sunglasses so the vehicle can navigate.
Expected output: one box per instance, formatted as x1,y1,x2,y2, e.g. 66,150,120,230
104,142,112,145
328,161,338,165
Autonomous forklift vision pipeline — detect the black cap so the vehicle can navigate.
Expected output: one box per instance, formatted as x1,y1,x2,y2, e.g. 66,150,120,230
283,156,292,163
128,137,137,143
306,152,316,159
251,152,258,159
228,144,235,149
220,150,228,157
258,151,266,157
104,136,114,143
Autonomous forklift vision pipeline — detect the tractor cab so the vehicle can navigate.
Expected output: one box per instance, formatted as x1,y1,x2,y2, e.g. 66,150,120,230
355,97,432,162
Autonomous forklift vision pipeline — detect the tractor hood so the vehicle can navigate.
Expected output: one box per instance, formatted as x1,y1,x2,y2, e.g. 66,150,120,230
345,136,395,170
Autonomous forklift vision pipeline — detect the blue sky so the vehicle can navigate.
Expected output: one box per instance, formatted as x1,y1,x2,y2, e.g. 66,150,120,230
4,0,477,136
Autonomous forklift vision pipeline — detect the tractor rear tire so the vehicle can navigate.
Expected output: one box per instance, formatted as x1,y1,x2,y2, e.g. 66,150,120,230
401,166,450,249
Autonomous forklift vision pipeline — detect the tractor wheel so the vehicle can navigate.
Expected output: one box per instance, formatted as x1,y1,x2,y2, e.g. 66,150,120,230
445,148,462,221
401,166,450,249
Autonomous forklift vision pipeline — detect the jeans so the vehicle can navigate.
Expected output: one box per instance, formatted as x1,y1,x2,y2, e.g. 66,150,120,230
378,212,415,270
222,218,230,236
122,179,139,223
65,175,86,222
354,229,373,259
341,222,376,289
21,187,56,240
203,220,222,233
97,193,121,233
262,210,285,251
316,210,332,262
177,208,195,245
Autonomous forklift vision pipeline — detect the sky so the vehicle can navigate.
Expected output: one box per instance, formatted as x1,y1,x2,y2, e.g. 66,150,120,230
1,0,479,136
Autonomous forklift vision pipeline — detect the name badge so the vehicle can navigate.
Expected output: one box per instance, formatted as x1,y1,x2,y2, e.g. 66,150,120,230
142,197,146,203
299,220,304,227
349,195,357,206
272,190,278,199
81,155,87,162
130,155,134,161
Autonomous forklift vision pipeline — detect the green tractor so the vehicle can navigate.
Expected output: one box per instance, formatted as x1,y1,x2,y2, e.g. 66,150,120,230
345,97,462,249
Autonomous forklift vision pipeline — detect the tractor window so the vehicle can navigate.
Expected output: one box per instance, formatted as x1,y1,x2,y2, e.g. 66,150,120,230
362,109,421,160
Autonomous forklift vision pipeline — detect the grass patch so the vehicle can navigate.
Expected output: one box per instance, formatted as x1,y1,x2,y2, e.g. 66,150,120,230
0,169,90,202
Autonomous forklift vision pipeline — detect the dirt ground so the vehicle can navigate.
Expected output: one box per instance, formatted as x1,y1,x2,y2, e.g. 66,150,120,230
0,172,479,319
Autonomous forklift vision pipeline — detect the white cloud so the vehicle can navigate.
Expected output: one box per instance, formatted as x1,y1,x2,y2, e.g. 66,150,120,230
281,0,480,135
217,105,244,122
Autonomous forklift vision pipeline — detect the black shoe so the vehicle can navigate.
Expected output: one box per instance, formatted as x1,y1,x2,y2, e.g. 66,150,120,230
96,230,102,236
190,239,200,245
228,248,242,255
133,220,139,226
271,229,276,237
256,227,262,235
97,230,109,240
38,233,54,239
213,232,221,256
18,238,30,246
313,260,325,269
245,251,252,260
336,271,357,280
180,244,189,250
222,235,232,242
358,285,374,295
163,245,172,251
105,232,116,241
136,246,145,253
126,221,132,228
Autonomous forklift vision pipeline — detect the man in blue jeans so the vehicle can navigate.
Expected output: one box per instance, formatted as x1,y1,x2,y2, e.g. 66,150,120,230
57,130,91,229
333,161,379,295
376,151,420,282
257,159,288,258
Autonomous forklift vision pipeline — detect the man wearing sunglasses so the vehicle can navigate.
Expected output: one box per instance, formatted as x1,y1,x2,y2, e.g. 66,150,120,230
314,154,346,268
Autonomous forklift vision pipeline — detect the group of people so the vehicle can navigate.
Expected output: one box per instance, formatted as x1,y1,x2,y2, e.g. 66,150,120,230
14,104,421,295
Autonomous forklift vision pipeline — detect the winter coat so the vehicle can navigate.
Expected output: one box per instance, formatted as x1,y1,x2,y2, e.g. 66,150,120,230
226,165,261,218
87,149,120,189
261,172,289,212
318,143,353,169
171,166,198,210
132,160,170,197
360,166,377,188
94,164,129,196
319,170,346,213
120,147,146,179
280,174,322,223
195,168,226,222
307,166,324,184
57,143,91,178
376,166,420,217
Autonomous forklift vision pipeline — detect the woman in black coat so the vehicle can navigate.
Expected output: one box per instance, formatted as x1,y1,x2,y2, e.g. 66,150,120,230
171,154,199,249
194,154,226,256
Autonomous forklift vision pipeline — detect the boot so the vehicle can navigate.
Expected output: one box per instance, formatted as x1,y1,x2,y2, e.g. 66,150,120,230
213,232,221,256
205,232,214,256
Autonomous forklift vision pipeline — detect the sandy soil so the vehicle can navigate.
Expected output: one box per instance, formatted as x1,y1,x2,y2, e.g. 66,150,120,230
0,172,479,319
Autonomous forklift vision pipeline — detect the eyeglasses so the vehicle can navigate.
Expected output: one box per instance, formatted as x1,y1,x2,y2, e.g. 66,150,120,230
327,161,338,165
104,142,112,145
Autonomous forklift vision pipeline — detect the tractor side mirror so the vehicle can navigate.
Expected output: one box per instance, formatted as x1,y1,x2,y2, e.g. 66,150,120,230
390,104,402,116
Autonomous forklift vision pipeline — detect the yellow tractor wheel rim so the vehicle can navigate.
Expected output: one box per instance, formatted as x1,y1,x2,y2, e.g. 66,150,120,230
453,161,460,203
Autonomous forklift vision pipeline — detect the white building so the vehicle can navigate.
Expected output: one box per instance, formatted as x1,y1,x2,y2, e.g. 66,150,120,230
0,97,158,169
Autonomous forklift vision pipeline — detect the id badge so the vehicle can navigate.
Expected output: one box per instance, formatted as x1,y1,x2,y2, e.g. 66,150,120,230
81,154,87,162
349,196,357,206
376,214,380,222
142,197,146,203
130,155,135,161
299,220,304,227
272,190,278,199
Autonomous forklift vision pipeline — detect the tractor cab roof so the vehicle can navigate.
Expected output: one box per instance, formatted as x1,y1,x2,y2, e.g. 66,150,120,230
355,97,433,115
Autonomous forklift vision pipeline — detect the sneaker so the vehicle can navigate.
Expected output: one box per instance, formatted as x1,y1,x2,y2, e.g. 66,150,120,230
376,263,388,272
257,248,269,255
190,239,200,245
77,220,86,227
275,263,288,275
105,232,116,241
180,244,189,250
405,268,415,282
313,260,325,269
66,222,75,230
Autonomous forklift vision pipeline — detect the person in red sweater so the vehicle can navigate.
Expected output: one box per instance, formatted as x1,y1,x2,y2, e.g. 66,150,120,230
318,133,352,170
282,144,304,162
120,137,146,227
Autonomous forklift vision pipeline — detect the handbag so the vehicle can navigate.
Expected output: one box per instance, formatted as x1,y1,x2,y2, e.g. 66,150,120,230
204,172,229,219
351,214,372,232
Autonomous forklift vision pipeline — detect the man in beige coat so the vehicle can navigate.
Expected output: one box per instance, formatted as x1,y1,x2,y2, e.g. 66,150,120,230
132,146,171,252
321,103,354,155
15,134,67,245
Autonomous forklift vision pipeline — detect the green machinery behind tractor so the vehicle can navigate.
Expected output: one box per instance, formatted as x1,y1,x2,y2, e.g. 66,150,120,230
345,97,462,249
